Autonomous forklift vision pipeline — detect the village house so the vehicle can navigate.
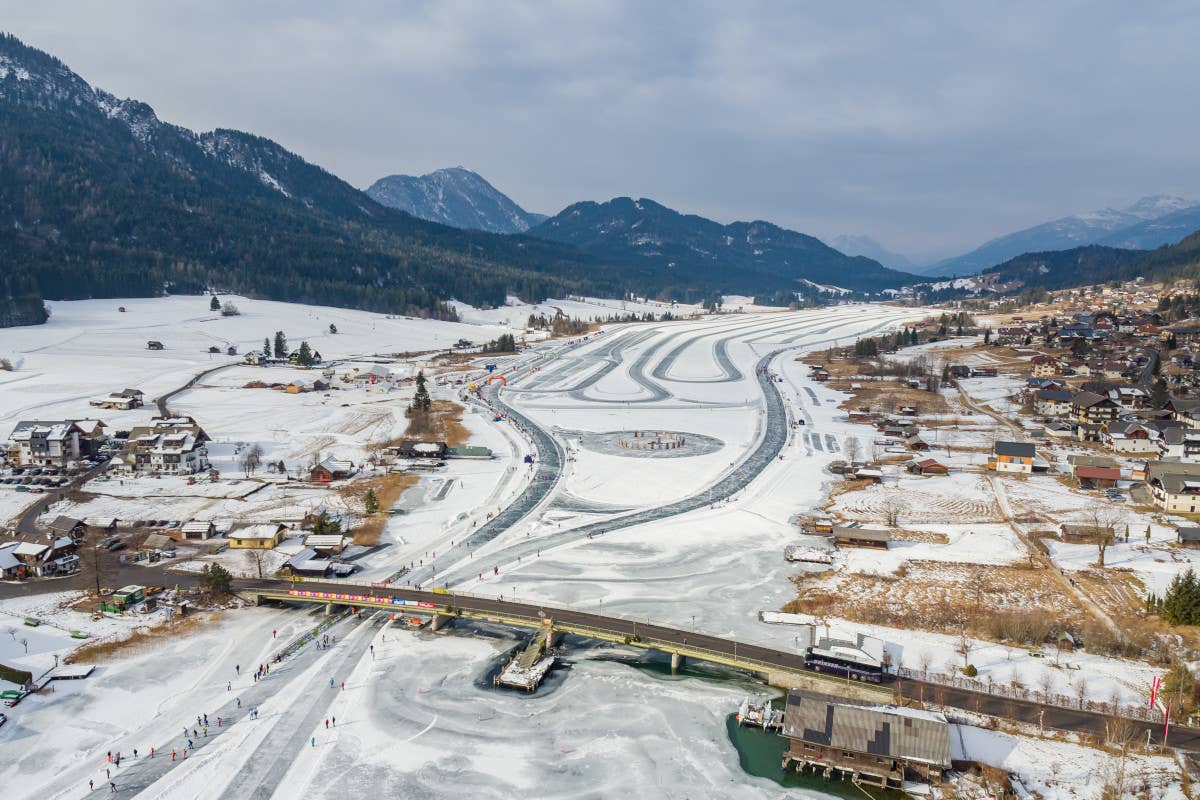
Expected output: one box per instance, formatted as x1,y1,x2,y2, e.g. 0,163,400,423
309,457,356,482
1102,421,1160,455
110,417,210,476
1158,427,1200,462
1168,398,1200,430
1030,354,1058,378
1033,388,1074,417
1147,461,1200,514
6,420,86,467
10,536,79,577
0,543,22,580
89,388,145,411
1107,386,1149,410
780,691,951,788
987,441,1035,474
1070,391,1121,425
226,523,288,549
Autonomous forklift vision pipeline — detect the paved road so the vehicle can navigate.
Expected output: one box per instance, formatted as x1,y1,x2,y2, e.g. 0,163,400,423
243,577,1199,752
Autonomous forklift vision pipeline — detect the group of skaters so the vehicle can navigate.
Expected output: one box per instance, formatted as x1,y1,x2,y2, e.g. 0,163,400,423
89,662,272,792
315,633,336,651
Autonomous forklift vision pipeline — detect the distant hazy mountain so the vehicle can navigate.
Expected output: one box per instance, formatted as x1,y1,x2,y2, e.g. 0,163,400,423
527,197,916,294
825,234,916,271
1096,203,1200,251
921,195,1197,277
365,167,545,234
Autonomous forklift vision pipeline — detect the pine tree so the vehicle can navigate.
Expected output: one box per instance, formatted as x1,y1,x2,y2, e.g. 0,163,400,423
263,337,271,358
1152,378,1170,409
274,331,287,359
210,294,220,311
983,328,992,345
365,489,379,515
329,323,338,334
298,340,313,366
411,370,432,413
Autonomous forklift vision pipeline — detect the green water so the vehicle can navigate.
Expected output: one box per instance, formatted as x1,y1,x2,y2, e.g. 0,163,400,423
724,714,910,799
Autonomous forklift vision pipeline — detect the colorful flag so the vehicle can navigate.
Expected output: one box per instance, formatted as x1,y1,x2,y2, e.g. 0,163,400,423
1151,675,1163,708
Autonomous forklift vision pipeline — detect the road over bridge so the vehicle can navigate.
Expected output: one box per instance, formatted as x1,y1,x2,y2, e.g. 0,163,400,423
242,577,1200,753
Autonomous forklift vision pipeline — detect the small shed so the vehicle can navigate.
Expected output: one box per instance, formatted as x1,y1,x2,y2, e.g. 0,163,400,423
908,458,949,476
1075,465,1121,490
47,516,87,542
832,526,890,549
180,521,216,541
1178,527,1200,548
1060,523,1113,544
309,457,356,482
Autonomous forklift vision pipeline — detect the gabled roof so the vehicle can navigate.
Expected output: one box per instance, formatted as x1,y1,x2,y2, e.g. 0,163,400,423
782,691,951,767
993,441,1035,458
1071,391,1112,409
228,523,287,540
47,515,84,532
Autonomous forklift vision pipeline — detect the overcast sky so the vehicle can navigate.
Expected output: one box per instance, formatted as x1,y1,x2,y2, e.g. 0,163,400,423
5,1,1200,261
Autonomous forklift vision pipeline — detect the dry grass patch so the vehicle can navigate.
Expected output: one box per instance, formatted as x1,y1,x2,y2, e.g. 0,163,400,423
338,472,419,546
785,561,1090,641
65,611,220,664
827,380,951,415
396,398,471,447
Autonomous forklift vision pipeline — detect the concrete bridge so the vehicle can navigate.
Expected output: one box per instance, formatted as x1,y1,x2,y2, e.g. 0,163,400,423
241,577,1200,752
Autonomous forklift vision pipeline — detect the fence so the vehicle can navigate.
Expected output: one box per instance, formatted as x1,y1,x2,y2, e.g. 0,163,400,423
896,666,1160,723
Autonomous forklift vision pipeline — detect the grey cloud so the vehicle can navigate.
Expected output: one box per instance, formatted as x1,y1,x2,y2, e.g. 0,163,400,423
4,1,1199,262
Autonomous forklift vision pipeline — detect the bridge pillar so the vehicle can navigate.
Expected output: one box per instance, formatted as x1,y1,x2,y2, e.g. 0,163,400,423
324,602,334,616
431,613,453,632
671,652,684,674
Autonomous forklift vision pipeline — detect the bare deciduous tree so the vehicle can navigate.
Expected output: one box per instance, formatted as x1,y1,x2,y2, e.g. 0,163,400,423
1083,506,1121,568
968,567,989,610
1075,676,1088,709
881,493,906,527
242,548,267,580
240,443,264,477
955,627,974,669
843,436,861,464
1039,669,1056,703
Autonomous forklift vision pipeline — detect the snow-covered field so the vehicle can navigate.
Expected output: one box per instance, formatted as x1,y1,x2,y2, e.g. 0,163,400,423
1,297,1193,798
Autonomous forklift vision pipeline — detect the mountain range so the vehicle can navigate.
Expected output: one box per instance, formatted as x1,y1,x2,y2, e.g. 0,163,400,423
365,167,547,234
0,33,911,327
919,195,1199,277
529,198,915,298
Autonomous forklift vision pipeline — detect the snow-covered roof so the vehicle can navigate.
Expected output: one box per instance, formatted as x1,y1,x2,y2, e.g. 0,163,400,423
228,524,286,540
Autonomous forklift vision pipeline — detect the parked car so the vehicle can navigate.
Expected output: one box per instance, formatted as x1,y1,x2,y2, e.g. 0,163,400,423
106,541,125,552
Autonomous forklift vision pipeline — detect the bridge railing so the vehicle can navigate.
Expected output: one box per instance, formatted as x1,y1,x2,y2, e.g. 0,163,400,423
895,666,1160,723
